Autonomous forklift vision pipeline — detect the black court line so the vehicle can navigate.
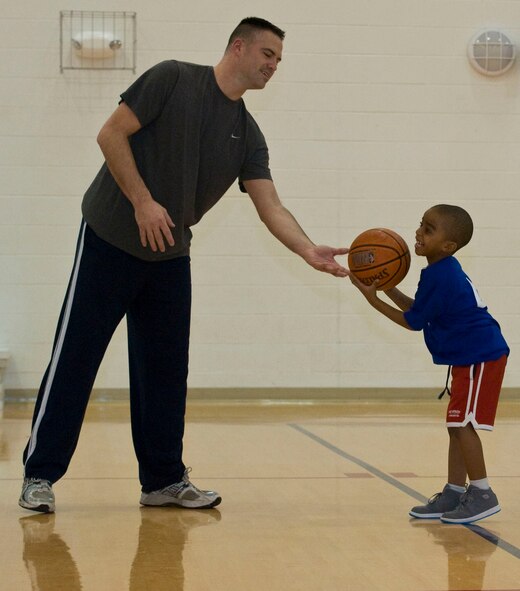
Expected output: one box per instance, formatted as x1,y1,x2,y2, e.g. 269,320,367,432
290,422,520,560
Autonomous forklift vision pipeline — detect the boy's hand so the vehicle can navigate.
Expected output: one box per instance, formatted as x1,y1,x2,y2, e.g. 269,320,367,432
349,272,412,330
349,274,380,303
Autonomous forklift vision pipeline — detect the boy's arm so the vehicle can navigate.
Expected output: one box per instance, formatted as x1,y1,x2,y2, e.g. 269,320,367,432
350,275,413,330
384,287,414,312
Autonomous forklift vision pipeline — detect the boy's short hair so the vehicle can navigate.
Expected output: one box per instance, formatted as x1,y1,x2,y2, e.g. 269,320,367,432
432,204,474,250
227,17,286,48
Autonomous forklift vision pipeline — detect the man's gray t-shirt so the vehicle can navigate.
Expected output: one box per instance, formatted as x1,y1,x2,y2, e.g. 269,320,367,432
81,60,272,261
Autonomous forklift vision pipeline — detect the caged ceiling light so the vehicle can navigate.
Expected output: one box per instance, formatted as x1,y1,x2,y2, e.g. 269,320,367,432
467,29,516,76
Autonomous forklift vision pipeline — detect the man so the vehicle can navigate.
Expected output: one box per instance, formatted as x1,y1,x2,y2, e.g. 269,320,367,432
19,17,349,514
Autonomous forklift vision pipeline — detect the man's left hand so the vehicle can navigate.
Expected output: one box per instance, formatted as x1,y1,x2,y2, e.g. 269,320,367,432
303,245,350,277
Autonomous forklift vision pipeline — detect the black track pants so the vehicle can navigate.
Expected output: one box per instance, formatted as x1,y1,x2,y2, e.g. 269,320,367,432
23,221,191,492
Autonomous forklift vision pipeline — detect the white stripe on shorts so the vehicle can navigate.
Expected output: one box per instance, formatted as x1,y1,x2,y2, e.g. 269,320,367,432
454,361,491,430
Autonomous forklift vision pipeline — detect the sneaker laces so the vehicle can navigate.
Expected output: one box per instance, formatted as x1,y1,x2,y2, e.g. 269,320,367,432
457,489,474,507
25,478,51,491
427,492,442,505
161,468,201,496
162,480,188,496
182,468,207,494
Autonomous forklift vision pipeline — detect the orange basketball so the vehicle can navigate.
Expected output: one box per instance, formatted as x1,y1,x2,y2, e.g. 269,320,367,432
348,228,411,290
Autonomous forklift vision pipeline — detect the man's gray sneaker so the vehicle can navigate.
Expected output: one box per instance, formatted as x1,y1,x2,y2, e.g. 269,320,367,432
19,478,55,514
140,469,221,509
440,485,500,524
409,484,463,519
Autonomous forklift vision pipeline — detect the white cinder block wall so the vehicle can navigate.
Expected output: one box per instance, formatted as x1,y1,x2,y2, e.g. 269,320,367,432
1,1,519,394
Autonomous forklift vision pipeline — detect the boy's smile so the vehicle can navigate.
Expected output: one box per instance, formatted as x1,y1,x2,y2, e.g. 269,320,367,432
415,208,456,264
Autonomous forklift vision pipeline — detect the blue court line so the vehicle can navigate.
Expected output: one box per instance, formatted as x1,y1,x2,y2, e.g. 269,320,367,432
289,422,520,560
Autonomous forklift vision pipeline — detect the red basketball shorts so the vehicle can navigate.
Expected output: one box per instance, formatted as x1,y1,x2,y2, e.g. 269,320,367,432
446,355,507,431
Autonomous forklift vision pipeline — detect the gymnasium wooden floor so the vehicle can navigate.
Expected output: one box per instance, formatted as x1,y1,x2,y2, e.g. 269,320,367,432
1,398,519,591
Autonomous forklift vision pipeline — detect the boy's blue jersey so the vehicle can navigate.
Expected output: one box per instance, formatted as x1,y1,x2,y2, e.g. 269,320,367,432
404,256,509,366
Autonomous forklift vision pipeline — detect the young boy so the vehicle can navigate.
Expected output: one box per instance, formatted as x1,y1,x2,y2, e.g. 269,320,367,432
350,204,509,524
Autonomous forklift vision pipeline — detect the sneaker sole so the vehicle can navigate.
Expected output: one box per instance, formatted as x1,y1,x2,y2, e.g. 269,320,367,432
18,500,55,514
440,504,501,524
409,511,442,519
140,495,222,510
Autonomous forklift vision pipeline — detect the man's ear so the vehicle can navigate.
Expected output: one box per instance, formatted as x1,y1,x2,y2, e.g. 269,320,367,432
230,37,245,56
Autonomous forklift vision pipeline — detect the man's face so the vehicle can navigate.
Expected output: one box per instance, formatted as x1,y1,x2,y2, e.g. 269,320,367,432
238,30,283,89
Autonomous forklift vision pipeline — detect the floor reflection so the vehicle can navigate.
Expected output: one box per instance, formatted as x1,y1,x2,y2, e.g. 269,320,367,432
410,521,497,590
19,514,82,591
0,426,8,461
19,507,222,591
130,507,221,591
129,507,222,590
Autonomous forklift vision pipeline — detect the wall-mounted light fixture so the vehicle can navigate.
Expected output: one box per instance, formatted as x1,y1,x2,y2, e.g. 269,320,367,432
72,31,122,60
467,29,516,76
60,10,136,72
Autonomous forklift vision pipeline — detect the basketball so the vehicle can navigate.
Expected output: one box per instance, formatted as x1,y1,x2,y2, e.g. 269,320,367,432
348,228,411,290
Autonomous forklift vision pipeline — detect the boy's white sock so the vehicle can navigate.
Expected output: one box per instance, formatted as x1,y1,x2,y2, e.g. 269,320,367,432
470,478,490,490
447,483,466,493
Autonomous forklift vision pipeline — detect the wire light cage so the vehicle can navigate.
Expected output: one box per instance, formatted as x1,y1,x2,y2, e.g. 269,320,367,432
467,29,516,76
60,10,136,73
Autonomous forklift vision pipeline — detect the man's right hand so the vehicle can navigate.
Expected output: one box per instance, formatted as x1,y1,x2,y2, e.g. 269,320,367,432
134,198,175,252
96,102,175,254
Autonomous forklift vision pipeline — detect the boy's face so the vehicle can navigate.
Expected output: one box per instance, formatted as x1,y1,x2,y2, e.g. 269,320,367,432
415,208,457,264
